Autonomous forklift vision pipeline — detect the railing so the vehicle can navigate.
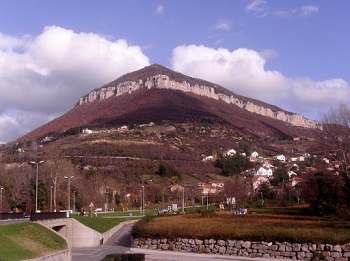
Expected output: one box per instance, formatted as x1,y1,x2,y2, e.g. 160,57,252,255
30,212,68,221
0,213,26,220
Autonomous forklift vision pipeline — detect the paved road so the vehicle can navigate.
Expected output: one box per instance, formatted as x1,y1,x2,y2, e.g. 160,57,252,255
0,218,29,226
72,222,275,261
72,222,133,261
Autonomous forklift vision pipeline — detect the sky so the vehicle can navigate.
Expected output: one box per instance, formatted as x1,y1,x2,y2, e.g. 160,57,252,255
0,0,349,143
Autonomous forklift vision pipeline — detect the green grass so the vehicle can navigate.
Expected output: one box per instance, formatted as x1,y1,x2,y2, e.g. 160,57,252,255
73,213,140,233
0,222,67,261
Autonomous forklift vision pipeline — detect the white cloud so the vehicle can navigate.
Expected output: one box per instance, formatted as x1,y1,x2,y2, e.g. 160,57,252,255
155,4,164,14
171,44,350,120
246,0,267,12
245,0,268,17
301,5,319,16
0,26,150,142
214,20,232,31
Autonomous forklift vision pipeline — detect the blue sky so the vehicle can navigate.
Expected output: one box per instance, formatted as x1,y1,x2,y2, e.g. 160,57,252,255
0,0,349,143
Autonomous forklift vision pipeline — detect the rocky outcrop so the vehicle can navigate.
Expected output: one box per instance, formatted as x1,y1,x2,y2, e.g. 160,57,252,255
77,74,322,130
132,237,350,260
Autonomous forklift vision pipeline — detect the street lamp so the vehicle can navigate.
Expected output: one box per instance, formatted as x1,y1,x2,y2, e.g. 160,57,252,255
0,187,3,213
64,176,74,212
105,191,108,213
30,160,44,213
50,186,53,212
73,191,76,213
142,185,144,216
182,187,185,213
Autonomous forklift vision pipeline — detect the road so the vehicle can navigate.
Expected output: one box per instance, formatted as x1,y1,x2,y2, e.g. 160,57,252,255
0,218,29,226
72,222,275,261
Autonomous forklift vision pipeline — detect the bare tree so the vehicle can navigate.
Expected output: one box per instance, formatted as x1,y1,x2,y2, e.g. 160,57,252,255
321,103,350,178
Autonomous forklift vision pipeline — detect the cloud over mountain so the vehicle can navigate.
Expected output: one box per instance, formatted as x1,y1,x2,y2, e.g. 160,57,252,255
171,44,350,118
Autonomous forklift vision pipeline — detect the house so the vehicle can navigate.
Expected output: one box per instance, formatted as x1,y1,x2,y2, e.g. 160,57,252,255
207,180,224,188
202,156,214,162
82,128,94,134
256,166,273,177
252,176,269,190
275,155,286,162
290,177,303,187
288,170,298,178
200,180,224,195
223,149,236,157
251,151,259,158
169,184,184,193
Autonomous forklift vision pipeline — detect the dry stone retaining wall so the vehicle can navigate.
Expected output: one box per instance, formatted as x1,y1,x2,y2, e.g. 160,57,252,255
132,238,350,260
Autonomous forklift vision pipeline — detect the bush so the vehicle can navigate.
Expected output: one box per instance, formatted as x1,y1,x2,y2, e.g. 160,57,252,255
101,253,145,261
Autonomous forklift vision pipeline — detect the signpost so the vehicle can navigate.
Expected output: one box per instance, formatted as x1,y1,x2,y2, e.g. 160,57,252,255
89,202,94,218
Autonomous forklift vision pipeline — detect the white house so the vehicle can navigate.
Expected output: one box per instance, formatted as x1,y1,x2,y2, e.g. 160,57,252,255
202,156,214,162
251,151,259,158
257,166,273,177
82,128,94,134
223,149,236,157
252,176,269,190
276,155,286,162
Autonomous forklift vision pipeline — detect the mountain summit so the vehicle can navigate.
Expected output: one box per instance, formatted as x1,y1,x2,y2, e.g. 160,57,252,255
77,64,321,130
20,64,322,141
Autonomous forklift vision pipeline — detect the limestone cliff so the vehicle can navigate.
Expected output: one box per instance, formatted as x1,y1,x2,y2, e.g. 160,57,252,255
76,66,322,130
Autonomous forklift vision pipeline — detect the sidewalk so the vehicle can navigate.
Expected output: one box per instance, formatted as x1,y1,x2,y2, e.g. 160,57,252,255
129,248,276,261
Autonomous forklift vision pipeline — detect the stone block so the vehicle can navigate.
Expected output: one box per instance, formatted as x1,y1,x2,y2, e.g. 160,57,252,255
333,245,342,252
195,239,203,245
292,243,301,252
235,240,243,248
341,243,350,252
269,244,278,251
209,238,216,244
242,241,251,249
219,246,226,254
217,240,226,246
198,245,205,253
226,239,235,247
317,244,325,251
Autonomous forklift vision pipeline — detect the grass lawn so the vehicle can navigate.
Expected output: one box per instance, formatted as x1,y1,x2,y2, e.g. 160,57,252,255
0,222,67,261
132,210,350,245
72,213,140,233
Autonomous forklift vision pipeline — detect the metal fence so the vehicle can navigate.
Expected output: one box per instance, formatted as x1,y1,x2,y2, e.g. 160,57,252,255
30,212,68,221
0,213,26,220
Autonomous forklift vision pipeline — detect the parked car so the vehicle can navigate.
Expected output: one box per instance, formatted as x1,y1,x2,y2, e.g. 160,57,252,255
234,208,247,215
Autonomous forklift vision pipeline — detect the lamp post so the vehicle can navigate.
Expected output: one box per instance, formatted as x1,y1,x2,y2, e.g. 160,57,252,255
0,187,3,213
182,187,185,213
105,191,108,213
64,176,74,212
142,185,144,216
73,191,76,213
50,186,53,212
31,160,44,213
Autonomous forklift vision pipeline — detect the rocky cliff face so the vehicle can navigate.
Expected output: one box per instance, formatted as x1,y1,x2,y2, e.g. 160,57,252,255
77,74,322,130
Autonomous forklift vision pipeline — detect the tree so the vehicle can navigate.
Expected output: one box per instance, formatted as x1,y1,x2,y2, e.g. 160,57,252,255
215,154,253,177
321,103,350,178
272,167,289,186
300,171,347,215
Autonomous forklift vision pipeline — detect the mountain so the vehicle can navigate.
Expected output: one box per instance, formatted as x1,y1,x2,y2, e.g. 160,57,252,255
19,64,322,142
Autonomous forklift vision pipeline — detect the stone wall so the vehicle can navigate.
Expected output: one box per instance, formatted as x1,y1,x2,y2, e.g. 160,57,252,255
132,237,350,260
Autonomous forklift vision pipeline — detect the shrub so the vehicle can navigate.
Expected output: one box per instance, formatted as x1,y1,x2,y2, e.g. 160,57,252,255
101,253,145,261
